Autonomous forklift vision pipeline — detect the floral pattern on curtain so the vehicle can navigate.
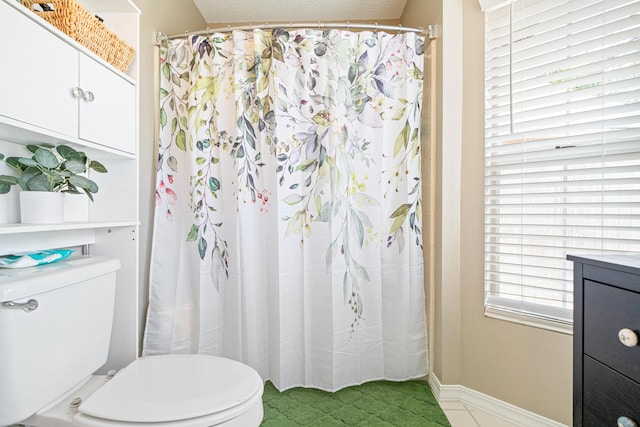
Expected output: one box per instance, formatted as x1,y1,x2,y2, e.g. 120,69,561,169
145,28,428,391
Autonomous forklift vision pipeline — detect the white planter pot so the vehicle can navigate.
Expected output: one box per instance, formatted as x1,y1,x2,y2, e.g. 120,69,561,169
19,191,65,224
0,190,19,224
64,193,89,222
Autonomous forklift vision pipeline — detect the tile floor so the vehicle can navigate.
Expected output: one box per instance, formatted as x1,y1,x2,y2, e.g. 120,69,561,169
440,400,523,427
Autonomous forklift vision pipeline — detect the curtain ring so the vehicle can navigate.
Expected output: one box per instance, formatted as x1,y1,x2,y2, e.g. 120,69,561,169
375,22,379,32
347,21,350,31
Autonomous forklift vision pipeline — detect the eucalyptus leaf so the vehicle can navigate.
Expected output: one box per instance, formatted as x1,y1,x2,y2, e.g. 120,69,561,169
26,143,53,153
17,168,39,191
56,145,81,160
64,187,82,195
18,158,38,168
89,160,108,173
5,157,25,170
26,174,53,191
0,175,18,185
69,175,99,193
34,148,60,169
0,175,18,194
82,188,95,202
65,159,87,174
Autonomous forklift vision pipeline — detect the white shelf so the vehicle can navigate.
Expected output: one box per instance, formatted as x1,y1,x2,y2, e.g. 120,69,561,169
0,221,139,235
0,116,137,160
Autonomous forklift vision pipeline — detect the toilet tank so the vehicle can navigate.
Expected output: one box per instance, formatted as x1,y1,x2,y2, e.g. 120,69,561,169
0,256,121,427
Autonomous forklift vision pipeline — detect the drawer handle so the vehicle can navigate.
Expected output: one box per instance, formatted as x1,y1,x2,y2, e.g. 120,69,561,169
618,416,637,427
618,328,638,348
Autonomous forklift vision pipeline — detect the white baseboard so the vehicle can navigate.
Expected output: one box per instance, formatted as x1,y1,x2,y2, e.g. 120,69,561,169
428,374,568,427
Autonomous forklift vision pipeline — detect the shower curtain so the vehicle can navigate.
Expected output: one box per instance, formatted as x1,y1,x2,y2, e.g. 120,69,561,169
143,28,428,391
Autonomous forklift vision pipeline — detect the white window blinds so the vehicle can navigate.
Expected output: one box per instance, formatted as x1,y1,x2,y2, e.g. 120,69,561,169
484,0,640,332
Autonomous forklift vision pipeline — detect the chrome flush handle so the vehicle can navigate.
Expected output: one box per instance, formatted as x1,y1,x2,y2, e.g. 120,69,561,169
2,299,39,312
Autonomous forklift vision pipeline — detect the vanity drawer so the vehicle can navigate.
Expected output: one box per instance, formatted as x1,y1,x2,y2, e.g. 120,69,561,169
583,356,640,427
584,280,640,383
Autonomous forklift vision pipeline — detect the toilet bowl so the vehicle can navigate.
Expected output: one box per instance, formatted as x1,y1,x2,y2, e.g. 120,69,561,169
23,354,264,427
0,256,264,427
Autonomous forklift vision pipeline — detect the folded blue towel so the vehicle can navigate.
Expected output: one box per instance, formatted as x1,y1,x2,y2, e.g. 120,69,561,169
0,249,74,269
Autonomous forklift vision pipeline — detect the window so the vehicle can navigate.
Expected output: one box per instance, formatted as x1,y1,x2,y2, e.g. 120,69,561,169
483,0,640,333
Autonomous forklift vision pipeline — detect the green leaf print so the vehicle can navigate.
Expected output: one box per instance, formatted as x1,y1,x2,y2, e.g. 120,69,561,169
160,108,167,128
187,225,199,241
176,129,186,151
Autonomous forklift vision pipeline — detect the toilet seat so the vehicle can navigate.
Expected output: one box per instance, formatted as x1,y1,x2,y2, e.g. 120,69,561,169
72,355,263,427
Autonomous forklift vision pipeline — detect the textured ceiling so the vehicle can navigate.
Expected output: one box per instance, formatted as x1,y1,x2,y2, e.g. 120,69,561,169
191,0,408,24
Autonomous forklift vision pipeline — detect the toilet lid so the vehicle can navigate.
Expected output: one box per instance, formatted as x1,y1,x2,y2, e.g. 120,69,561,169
79,355,263,423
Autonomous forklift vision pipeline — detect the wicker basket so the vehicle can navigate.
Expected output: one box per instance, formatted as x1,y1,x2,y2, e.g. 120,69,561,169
21,0,136,72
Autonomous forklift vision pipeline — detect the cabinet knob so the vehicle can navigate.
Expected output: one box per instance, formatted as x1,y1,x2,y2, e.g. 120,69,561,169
83,90,95,103
71,87,84,99
618,416,637,427
618,328,638,347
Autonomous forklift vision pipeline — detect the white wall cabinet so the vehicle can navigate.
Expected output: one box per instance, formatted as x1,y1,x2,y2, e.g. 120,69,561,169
0,1,136,155
0,0,140,373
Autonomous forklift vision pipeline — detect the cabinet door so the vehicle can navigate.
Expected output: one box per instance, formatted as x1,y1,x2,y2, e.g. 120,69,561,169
78,54,135,154
0,1,78,138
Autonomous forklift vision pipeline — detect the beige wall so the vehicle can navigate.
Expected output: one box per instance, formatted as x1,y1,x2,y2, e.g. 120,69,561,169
133,0,207,343
402,0,573,424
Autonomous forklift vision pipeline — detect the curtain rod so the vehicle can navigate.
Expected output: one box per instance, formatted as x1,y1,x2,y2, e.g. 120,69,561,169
155,23,436,44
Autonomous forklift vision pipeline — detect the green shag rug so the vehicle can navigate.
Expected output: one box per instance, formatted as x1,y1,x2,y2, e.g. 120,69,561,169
261,380,451,426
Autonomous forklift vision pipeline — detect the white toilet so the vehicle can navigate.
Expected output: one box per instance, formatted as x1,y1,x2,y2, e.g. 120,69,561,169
0,256,263,427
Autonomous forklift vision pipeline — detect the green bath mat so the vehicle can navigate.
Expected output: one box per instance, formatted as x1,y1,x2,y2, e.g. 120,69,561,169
261,379,451,426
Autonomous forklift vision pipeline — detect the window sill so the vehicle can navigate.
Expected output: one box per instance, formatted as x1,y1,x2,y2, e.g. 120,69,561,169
484,306,573,335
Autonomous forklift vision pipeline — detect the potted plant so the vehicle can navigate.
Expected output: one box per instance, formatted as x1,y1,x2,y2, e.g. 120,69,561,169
0,144,107,223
